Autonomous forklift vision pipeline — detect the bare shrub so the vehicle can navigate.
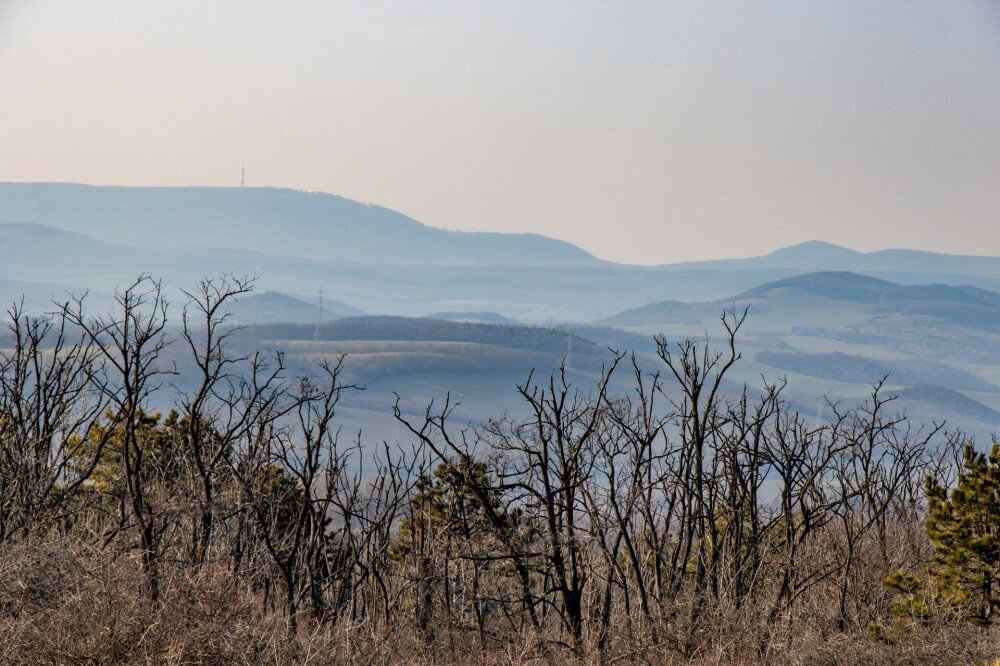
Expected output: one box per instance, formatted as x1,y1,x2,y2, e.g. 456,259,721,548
0,280,996,664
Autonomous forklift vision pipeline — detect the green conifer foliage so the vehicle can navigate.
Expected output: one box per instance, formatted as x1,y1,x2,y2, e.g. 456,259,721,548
925,442,1000,625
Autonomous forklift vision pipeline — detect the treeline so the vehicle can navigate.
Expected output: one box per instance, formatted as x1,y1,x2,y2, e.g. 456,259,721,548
0,275,997,664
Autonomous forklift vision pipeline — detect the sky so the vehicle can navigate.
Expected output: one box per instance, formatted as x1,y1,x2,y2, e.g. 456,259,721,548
0,1,998,265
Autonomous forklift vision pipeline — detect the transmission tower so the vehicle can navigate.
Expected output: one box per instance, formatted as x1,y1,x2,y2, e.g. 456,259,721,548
314,287,324,342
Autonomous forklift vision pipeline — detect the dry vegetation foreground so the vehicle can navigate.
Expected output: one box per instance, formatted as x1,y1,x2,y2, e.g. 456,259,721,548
2,275,1000,664
0,541,996,665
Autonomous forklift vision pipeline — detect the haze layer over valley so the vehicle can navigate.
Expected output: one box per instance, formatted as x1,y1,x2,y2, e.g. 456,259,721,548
2,181,999,439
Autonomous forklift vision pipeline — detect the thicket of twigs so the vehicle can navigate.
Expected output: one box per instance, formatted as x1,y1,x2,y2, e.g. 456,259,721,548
0,274,996,664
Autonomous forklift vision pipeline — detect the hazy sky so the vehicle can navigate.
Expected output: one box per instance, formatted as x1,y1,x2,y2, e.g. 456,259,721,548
1,2,998,264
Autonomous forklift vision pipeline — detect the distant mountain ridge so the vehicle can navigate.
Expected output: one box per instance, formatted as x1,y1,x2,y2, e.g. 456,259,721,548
3,182,1000,322
665,240,1000,280
4,182,999,274
1,182,999,438
0,182,600,267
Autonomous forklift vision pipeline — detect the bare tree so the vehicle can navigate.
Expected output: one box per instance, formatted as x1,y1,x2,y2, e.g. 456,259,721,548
0,284,985,663
177,273,288,564
0,301,111,540
62,276,172,602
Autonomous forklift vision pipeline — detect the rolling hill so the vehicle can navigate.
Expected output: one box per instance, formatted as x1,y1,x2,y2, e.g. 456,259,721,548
607,272,1000,334
221,316,619,442
601,271,1000,438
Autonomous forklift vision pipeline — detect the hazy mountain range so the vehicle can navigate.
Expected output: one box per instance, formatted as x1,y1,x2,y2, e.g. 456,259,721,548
3,182,1000,321
0,183,596,267
2,182,999,438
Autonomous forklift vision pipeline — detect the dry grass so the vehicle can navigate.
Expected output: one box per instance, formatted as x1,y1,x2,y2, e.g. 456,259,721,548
0,539,996,665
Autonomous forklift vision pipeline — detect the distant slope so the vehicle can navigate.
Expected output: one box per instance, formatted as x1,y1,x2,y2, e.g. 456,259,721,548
0,183,600,267
224,291,363,325
0,221,794,321
594,271,1000,440
754,350,997,392
663,240,1000,281
0,275,113,313
738,271,897,302
146,315,625,441
553,324,657,354
0,223,142,279
894,387,1000,427
607,271,1000,333
229,317,615,423
426,311,520,325
739,271,1000,310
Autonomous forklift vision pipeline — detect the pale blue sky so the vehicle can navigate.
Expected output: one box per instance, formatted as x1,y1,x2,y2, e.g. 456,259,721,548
0,1,997,264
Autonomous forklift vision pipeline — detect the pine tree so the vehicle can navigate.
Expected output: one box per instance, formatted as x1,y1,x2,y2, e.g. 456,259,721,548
925,442,1000,625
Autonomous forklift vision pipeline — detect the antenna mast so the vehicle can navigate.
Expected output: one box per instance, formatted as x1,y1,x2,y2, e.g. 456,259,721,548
314,287,324,341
